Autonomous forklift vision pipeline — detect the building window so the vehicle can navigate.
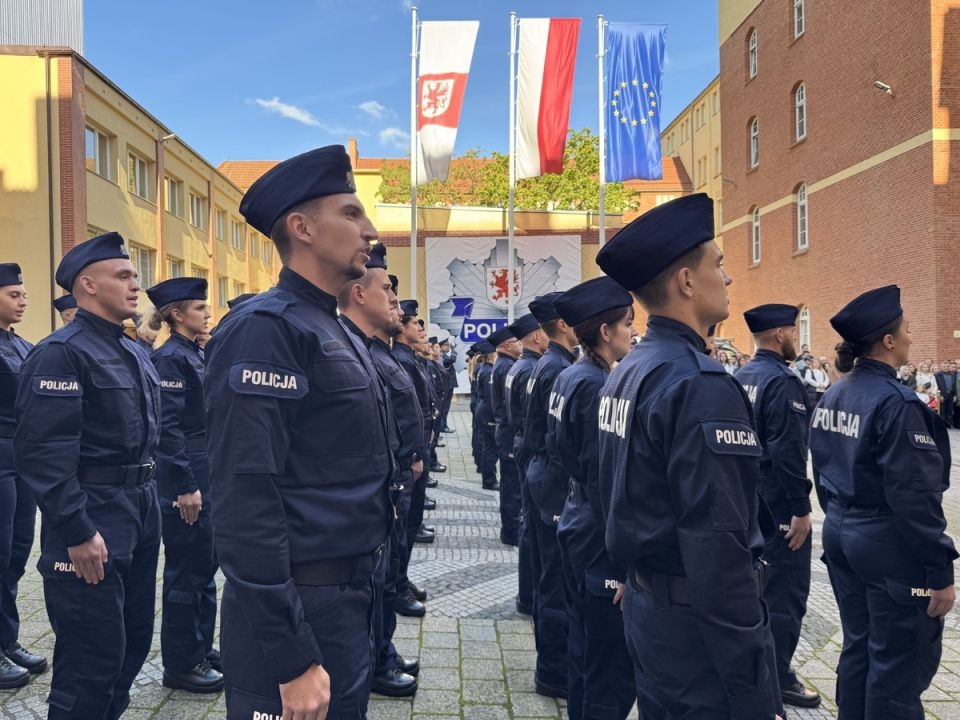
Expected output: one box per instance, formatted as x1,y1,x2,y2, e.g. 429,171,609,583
189,193,207,229
215,209,225,241
795,83,807,141
749,118,759,168
164,176,183,217
262,240,273,264
751,208,761,264
167,257,184,279
128,243,156,288
217,276,228,308
713,146,721,176
712,91,719,115
231,222,244,251
747,29,758,79
85,126,114,180
796,184,809,251
654,194,676,206
127,152,151,200
191,264,208,281
798,306,810,348
249,232,258,256
87,224,107,239
232,281,245,298
794,0,805,38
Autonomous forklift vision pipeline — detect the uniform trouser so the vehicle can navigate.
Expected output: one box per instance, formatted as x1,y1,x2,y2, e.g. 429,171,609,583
534,512,568,689
439,388,454,430
622,576,780,720
471,402,480,466
822,504,943,720
377,478,413,674
221,575,375,719
761,494,812,690
516,440,535,612
405,443,429,569
0,437,37,649
160,452,219,673
40,481,161,720
478,421,498,487
496,425,521,542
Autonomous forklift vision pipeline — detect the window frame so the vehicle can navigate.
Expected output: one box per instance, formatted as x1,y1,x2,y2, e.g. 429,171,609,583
750,118,760,168
128,243,156,288
796,184,809,251
127,151,150,200
167,257,184,279
748,29,758,79
795,83,807,141
798,306,810,348
751,208,761,264
215,209,225,241
794,0,805,38
164,176,183,217
217,276,229,308
189,192,207,229
85,125,114,180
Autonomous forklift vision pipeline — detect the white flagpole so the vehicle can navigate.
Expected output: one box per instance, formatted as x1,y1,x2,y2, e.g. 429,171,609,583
597,15,607,248
409,6,419,302
507,11,517,324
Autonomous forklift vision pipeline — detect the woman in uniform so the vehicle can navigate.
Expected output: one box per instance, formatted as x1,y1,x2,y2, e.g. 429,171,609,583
547,277,640,720
810,285,956,719
145,278,223,694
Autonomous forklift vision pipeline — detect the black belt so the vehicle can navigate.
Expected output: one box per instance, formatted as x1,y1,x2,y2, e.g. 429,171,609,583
291,545,385,587
634,565,765,607
185,436,207,453
0,424,14,439
78,462,156,488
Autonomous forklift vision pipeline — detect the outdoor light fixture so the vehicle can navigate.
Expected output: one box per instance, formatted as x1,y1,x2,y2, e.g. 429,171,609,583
873,81,892,94
161,133,177,142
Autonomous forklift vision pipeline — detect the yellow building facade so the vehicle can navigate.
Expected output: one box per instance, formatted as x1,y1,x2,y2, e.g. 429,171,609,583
0,46,279,343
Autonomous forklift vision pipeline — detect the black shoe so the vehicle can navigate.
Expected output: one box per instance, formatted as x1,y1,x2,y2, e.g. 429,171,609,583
535,677,567,699
436,441,446,448
205,648,222,672
415,526,435,544
421,524,435,533
423,497,437,511
500,533,519,547
394,590,426,617
441,428,456,434
397,655,420,677
0,654,29,689
3,643,46,674
781,680,821,708
482,482,500,491
371,668,418,697
425,477,439,488
408,581,427,602
162,661,224,694
516,596,533,615
430,463,447,473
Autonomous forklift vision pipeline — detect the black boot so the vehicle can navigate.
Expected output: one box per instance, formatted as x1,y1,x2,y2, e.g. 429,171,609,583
3,643,46,674
205,648,222,672
162,660,225,693
394,588,426,617
408,581,427,602
0,654,29,689
371,668,418,697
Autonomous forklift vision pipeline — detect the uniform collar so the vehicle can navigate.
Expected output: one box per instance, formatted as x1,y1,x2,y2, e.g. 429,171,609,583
371,336,392,353
393,341,415,356
755,348,788,365
546,340,576,363
496,351,515,361
645,315,707,353
75,308,126,338
854,357,897,378
169,331,202,352
277,267,338,316
340,313,373,347
521,348,543,361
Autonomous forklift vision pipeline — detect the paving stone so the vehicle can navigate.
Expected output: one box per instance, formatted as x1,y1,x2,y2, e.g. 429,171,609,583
502,650,538,671
423,632,461,649
462,658,506,680
462,679,509,704
412,689,462,715
499,633,536,651
463,704,512,720
369,699,414,720
504,669,537,694
419,647,460,669
509,692,561,717
461,641,502,659
460,623,499,642
418,667,461,690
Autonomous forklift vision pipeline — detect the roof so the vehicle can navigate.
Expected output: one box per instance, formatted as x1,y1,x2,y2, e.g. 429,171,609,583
218,161,280,191
623,157,692,193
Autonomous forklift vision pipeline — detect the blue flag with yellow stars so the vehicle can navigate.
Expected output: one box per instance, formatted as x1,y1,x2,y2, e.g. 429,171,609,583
605,23,666,182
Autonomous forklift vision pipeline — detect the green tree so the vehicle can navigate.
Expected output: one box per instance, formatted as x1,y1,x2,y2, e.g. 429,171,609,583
376,128,636,213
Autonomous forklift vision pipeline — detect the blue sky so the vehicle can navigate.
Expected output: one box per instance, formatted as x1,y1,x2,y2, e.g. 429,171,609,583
85,0,718,165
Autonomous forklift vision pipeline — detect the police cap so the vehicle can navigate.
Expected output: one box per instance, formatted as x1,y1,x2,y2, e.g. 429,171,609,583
509,313,540,340
528,292,562,323
477,340,495,354
146,277,208,309
388,274,400,295
553,276,632,327
488,327,514,346
55,232,130,291
429,336,438,344
0,263,22,288
399,299,418,317
830,285,903,343
597,193,714,291
366,243,387,270
52,294,77,312
743,303,799,333
239,145,357,236
227,293,256,309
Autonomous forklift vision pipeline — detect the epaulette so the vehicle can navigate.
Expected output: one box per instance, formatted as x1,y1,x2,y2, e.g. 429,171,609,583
885,377,925,405
45,322,83,345
249,290,294,318
694,348,728,375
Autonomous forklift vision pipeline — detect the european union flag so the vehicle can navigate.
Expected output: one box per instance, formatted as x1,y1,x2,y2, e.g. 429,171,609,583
605,23,666,182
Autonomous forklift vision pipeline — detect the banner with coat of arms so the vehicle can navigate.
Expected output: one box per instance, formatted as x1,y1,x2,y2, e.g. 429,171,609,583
425,235,581,391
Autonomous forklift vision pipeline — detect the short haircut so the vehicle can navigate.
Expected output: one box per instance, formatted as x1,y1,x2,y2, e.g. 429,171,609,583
269,197,322,262
631,243,708,311
540,318,562,339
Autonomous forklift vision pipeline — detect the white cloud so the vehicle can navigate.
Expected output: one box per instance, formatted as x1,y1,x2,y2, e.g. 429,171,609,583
359,100,389,120
401,0,413,11
253,97,320,127
379,127,410,149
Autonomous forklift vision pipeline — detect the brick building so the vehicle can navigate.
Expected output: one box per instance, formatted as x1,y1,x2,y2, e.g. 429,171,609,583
717,0,960,361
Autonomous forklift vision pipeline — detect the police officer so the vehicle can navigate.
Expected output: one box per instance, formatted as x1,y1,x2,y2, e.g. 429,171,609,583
548,277,637,720
505,314,548,615
810,285,957,719
394,300,434,607
474,339,499,491
338,244,420,697
205,146,393,720
596,194,782,719
736,304,820,709
0,264,45,690
491,322,523,545
52,294,77,325
438,338,457,433
144,277,223,694
15,233,162,719
523,293,578,699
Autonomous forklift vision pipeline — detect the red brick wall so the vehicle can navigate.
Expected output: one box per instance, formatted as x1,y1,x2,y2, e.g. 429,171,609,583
378,229,606,246
57,55,86,258
718,0,960,360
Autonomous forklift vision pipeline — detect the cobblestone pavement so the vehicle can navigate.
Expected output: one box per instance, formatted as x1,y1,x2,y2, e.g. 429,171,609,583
3,401,960,718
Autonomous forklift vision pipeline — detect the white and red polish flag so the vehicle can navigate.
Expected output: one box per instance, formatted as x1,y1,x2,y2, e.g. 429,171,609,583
516,18,581,179
416,21,480,185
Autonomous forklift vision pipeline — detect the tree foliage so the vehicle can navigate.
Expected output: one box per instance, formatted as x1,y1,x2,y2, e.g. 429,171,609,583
377,128,636,213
